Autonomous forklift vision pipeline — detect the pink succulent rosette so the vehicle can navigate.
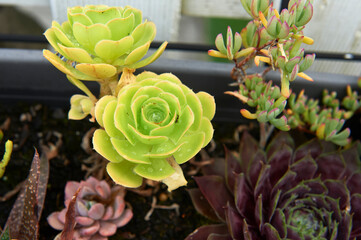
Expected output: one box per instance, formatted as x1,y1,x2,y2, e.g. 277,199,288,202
47,177,133,240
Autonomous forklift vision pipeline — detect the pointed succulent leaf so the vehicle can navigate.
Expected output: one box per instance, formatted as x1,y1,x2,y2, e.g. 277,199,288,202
127,41,168,69
94,36,134,63
215,33,227,55
75,63,117,79
43,50,98,80
298,53,315,72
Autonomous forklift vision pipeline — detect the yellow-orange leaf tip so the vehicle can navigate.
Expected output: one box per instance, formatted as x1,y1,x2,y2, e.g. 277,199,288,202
297,72,313,82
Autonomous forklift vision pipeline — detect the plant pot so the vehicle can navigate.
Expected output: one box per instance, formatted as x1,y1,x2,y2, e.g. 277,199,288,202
1,48,358,123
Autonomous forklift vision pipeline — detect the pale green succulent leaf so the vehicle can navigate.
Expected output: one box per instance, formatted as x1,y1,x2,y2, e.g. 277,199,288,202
68,94,93,120
127,41,167,69
93,129,124,163
103,100,126,139
154,80,187,108
75,63,117,79
106,13,135,40
215,33,227,54
134,158,175,181
174,132,205,164
107,162,142,188
233,32,243,54
111,137,151,164
131,22,156,49
44,28,69,58
186,92,203,131
132,85,163,103
131,95,148,129
95,95,117,127
85,7,121,24
135,71,158,82
196,91,216,120
117,84,140,106
128,124,168,145
168,106,194,144
73,22,111,52
160,92,181,115
58,43,94,63
43,49,98,80
124,41,151,65
123,7,142,26
158,73,182,85
199,117,214,148
94,36,134,63
147,139,183,159
149,113,176,139
114,104,137,145
52,21,75,47
67,75,96,100
68,13,93,26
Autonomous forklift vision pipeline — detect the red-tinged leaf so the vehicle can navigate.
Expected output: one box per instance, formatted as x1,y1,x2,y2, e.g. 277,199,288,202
347,172,361,195
266,132,294,159
187,188,219,222
239,132,259,173
224,202,243,239
234,173,254,220
225,147,241,192
185,224,229,240
194,176,233,221
5,150,49,240
351,194,361,237
341,143,361,178
290,154,318,181
316,152,345,180
59,187,82,240
293,138,323,162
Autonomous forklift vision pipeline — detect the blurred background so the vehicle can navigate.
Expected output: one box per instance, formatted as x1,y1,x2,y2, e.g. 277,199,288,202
0,0,360,76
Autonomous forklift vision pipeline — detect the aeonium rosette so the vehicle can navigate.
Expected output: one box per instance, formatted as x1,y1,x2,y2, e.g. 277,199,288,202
43,5,167,82
92,72,215,191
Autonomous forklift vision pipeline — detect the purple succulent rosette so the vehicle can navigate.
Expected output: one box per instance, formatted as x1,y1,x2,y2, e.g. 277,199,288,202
47,177,133,240
187,132,361,240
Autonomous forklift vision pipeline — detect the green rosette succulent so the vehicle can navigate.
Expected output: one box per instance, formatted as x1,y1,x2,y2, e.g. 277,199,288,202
43,5,167,81
92,72,215,191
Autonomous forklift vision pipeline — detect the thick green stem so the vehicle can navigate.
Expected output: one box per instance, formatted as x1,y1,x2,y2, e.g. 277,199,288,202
162,156,187,191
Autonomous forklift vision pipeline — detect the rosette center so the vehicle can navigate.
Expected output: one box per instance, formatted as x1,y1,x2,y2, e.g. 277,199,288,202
290,208,326,237
142,97,169,125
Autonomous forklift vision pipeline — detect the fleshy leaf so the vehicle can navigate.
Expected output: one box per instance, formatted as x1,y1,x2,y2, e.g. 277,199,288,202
107,162,142,188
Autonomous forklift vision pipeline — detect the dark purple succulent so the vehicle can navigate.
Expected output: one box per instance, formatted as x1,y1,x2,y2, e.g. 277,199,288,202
186,132,361,240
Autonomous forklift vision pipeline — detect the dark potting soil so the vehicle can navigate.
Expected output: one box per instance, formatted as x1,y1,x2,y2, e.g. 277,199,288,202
1,102,360,240
0,102,235,240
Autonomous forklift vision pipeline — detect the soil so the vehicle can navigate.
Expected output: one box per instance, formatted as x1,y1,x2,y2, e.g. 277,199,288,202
1,102,360,240
0,102,240,240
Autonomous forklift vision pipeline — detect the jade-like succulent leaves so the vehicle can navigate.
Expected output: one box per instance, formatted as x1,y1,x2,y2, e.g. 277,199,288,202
43,5,167,81
93,72,215,189
187,132,361,240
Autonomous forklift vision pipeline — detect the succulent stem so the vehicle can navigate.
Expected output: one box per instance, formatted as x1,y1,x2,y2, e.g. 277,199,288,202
162,156,187,191
116,68,136,96
259,122,274,148
99,75,118,97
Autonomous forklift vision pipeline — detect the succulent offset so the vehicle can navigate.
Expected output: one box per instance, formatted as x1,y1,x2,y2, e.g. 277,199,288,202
187,132,361,240
43,5,167,82
92,72,215,191
47,177,133,240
